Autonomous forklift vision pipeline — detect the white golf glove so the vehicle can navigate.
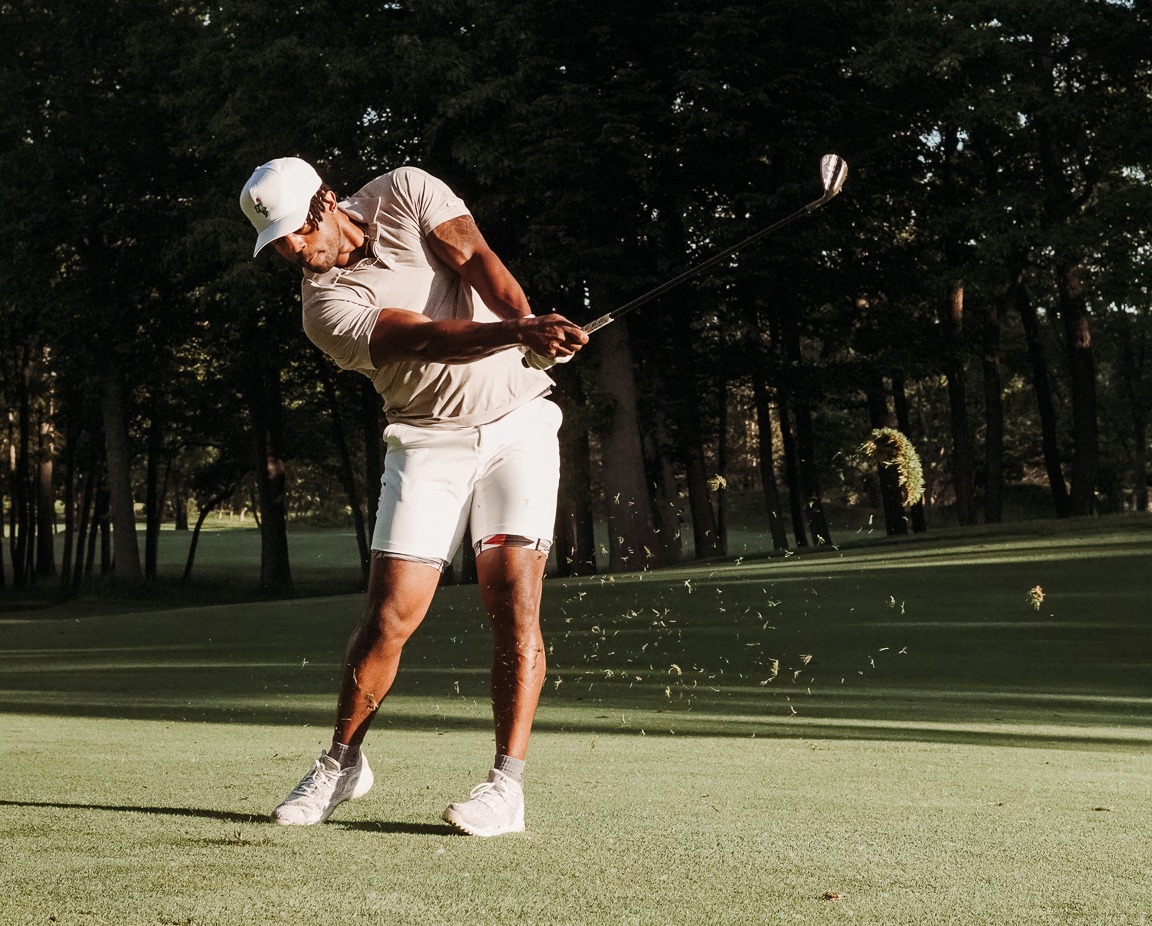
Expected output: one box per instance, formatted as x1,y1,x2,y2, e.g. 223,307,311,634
521,347,574,370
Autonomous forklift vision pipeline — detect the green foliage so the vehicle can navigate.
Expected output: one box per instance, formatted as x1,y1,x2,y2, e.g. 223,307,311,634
861,427,926,508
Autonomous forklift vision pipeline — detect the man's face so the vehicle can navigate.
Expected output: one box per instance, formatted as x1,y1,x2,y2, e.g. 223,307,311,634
272,192,342,273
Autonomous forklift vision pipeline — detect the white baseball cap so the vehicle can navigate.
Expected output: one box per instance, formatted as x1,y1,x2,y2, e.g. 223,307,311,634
239,157,324,256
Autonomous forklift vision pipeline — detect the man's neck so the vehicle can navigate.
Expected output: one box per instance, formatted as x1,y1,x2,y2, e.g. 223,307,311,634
336,215,370,268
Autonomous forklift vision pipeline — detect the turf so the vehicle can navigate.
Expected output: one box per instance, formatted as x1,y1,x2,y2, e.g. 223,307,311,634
1,517,1150,925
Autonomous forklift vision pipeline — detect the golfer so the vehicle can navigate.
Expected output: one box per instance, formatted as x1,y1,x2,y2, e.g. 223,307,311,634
239,157,587,836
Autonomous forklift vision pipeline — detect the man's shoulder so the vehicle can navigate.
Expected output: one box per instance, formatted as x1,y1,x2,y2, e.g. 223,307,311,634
350,166,441,201
344,166,467,233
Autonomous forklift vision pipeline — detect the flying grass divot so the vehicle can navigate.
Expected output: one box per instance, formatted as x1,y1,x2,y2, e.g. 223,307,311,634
545,560,919,725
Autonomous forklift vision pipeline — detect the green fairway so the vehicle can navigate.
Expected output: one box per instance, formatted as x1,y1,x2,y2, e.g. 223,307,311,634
1,518,1150,925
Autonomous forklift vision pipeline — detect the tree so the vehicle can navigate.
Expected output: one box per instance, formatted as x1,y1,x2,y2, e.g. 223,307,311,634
860,0,1152,519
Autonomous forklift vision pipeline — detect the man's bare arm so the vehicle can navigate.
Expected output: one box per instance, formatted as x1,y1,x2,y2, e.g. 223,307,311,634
426,215,533,319
367,309,586,367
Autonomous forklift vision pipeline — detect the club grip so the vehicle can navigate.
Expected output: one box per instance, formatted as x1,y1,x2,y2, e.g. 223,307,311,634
582,314,614,335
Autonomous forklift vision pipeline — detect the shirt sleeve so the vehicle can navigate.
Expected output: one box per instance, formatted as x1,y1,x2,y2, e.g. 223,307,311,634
389,166,471,236
301,286,378,374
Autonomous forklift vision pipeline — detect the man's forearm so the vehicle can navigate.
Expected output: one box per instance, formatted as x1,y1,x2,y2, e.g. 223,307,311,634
369,314,531,366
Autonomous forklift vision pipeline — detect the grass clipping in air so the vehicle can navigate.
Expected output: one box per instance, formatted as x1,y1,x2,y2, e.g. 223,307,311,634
860,427,924,509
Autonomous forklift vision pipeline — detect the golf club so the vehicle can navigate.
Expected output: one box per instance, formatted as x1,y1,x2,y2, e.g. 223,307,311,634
581,154,848,335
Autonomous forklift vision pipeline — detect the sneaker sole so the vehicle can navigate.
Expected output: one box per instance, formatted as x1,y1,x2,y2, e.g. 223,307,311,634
441,806,526,838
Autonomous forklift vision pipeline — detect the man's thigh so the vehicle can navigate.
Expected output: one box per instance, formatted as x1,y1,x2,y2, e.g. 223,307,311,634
371,423,475,565
470,399,562,546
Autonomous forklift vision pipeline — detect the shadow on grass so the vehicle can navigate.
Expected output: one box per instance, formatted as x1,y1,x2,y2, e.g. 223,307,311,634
1,697,1148,750
0,798,264,824
0,799,449,836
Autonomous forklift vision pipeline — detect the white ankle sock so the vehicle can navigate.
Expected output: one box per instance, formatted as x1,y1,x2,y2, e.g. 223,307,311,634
494,754,525,783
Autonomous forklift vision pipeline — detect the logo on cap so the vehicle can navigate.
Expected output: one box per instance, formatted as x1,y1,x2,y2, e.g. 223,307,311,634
254,201,270,218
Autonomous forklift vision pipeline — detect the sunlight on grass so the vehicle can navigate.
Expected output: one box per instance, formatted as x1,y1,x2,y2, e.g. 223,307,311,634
1,518,1150,925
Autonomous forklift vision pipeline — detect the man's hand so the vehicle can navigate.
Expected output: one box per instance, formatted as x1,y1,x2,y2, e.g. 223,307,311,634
519,313,588,358
518,314,588,369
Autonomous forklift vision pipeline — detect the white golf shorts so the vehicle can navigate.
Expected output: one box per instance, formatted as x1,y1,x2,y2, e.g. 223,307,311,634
371,396,562,569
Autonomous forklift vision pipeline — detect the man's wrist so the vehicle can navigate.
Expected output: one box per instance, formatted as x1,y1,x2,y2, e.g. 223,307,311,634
512,314,534,345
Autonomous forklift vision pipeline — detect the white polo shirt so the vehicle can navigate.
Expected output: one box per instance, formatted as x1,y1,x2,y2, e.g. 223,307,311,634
300,167,552,429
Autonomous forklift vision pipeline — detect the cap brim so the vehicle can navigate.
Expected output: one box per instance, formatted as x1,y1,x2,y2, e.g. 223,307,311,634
253,203,311,256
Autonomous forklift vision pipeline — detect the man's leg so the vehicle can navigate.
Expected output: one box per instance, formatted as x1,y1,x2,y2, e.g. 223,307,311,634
442,545,547,837
271,555,441,825
332,555,443,750
476,546,548,760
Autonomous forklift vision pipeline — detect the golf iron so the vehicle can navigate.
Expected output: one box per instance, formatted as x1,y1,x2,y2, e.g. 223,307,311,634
581,153,848,335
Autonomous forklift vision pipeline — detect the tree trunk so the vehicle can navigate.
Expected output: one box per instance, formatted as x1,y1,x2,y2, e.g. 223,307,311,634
1057,262,1098,516
12,343,32,587
942,281,977,525
982,289,1006,523
553,377,597,576
1015,278,1070,517
144,423,161,581
183,489,233,581
654,455,684,564
70,468,96,593
1117,319,1149,512
683,447,722,559
174,484,189,531
715,381,728,557
247,340,293,595
793,398,832,546
778,399,809,547
751,374,790,551
0,457,6,590
593,305,663,572
35,398,57,578
360,378,384,545
459,527,478,584
35,453,55,578
95,488,112,577
59,439,77,591
866,378,908,536
669,377,721,561
891,376,928,533
780,317,831,546
638,407,683,568
100,368,143,582
320,361,369,582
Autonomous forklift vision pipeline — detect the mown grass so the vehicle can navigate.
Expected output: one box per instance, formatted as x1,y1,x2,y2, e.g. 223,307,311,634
1,516,1150,925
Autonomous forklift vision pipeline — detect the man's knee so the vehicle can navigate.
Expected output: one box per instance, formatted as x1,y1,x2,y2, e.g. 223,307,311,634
359,554,441,644
359,598,424,648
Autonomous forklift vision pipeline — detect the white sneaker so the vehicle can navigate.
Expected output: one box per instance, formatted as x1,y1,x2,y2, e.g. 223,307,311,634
441,769,526,837
271,750,374,825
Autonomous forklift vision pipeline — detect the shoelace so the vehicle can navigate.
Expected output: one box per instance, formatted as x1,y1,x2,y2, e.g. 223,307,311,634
466,780,512,808
293,762,340,797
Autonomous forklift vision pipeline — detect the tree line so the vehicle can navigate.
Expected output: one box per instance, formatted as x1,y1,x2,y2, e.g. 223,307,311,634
2,0,1150,596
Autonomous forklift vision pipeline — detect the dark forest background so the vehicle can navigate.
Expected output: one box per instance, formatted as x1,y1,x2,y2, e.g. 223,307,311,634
2,0,1151,597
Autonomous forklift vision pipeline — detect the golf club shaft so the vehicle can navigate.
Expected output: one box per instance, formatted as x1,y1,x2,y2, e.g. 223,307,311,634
582,157,846,335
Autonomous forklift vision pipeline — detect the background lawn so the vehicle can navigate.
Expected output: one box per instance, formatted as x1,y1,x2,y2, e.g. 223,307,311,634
1,517,1150,925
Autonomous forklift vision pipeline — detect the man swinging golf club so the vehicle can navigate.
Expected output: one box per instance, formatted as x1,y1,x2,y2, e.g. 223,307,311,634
240,157,587,836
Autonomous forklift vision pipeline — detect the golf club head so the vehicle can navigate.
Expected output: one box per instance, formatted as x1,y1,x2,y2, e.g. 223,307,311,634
821,154,848,200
